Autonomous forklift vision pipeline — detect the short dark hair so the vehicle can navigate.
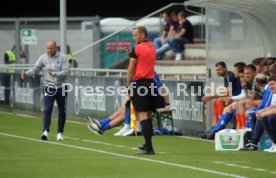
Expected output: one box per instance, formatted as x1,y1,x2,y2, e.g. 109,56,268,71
269,63,276,75
234,62,246,73
261,58,269,67
268,74,276,82
133,26,147,38
170,11,178,17
178,11,186,18
252,57,264,65
267,57,276,66
215,61,227,68
162,11,170,16
244,64,257,72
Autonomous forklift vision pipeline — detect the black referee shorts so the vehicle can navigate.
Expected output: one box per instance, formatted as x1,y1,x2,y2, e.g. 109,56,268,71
132,79,158,112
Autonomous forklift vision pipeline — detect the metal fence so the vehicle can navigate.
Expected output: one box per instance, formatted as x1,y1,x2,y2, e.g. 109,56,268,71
0,65,206,81
0,3,205,69
0,17,96,68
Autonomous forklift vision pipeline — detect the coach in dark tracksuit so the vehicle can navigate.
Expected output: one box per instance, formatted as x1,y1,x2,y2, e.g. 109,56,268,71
21,40,69,141
127,26,157,155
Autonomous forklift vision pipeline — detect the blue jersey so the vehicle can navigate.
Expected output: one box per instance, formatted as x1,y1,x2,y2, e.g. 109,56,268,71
249,85,272,117
153,72,166,108
224,71,242,96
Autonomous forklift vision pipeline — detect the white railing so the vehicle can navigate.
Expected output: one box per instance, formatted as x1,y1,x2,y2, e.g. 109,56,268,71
0,64,206,81
72,3,185,56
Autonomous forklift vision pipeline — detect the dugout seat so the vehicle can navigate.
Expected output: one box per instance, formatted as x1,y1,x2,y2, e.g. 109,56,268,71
152,108,175,135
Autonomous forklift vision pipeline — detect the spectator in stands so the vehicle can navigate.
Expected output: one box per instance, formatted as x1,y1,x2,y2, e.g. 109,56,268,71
256,75,276,152
168,11,194,60
170,11,179,25
202,61,242,126
154,11,178,60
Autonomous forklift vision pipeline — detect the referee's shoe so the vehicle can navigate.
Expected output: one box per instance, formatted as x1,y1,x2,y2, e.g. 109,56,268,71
136,143,155,155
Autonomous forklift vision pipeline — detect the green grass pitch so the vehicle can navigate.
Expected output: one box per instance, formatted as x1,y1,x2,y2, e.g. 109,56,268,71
1,111,276,178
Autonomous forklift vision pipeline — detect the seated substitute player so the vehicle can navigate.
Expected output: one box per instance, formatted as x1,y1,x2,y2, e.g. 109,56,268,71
86,72,171,135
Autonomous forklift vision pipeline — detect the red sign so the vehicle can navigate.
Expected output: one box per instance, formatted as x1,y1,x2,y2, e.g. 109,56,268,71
106,41,131,51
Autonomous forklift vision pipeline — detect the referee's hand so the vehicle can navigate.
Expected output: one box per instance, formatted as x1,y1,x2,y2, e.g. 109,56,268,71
125,48,131,57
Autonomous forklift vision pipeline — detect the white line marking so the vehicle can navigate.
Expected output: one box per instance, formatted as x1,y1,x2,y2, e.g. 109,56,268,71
226,164,238,167
180,135,214,142
0,111,38,119
240,166,251,169
81,139,93,142
270,171,276,174
0,132,246,178
64,137,80,141
0,157,116,160
253,168,267,172
214,161,225,164
214,161,272,173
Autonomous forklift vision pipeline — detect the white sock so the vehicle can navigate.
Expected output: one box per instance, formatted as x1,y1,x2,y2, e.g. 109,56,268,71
137,122,141,132
124,124,130,130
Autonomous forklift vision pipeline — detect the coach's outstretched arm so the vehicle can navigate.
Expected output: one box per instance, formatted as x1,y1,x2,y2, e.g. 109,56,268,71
21,56,44,80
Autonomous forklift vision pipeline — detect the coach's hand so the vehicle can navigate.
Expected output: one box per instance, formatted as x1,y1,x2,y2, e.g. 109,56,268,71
21,71,27,80
47,69,53,76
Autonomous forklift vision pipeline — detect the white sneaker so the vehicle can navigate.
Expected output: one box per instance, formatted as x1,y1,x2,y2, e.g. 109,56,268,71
265,143,276,152
114,127,129,136
114,124,130,136
41,130,49,140
57,132,64,141
122,129,135,136
175,53,182,61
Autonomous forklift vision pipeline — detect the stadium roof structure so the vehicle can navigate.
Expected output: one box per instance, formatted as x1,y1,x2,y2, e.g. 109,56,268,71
185,0,276,56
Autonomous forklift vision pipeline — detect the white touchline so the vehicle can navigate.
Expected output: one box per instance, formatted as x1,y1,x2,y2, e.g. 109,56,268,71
213,161,273,174
0,132,246,178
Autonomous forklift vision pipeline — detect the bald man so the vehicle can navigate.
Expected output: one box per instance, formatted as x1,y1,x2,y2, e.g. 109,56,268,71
21,40,69,141
241,73,272,151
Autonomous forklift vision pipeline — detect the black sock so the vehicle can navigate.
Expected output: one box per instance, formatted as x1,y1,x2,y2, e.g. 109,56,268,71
140,119,154,152
148,119,153,135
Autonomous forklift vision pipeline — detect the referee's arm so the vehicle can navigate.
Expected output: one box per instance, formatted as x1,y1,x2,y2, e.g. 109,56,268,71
127,58,136,87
